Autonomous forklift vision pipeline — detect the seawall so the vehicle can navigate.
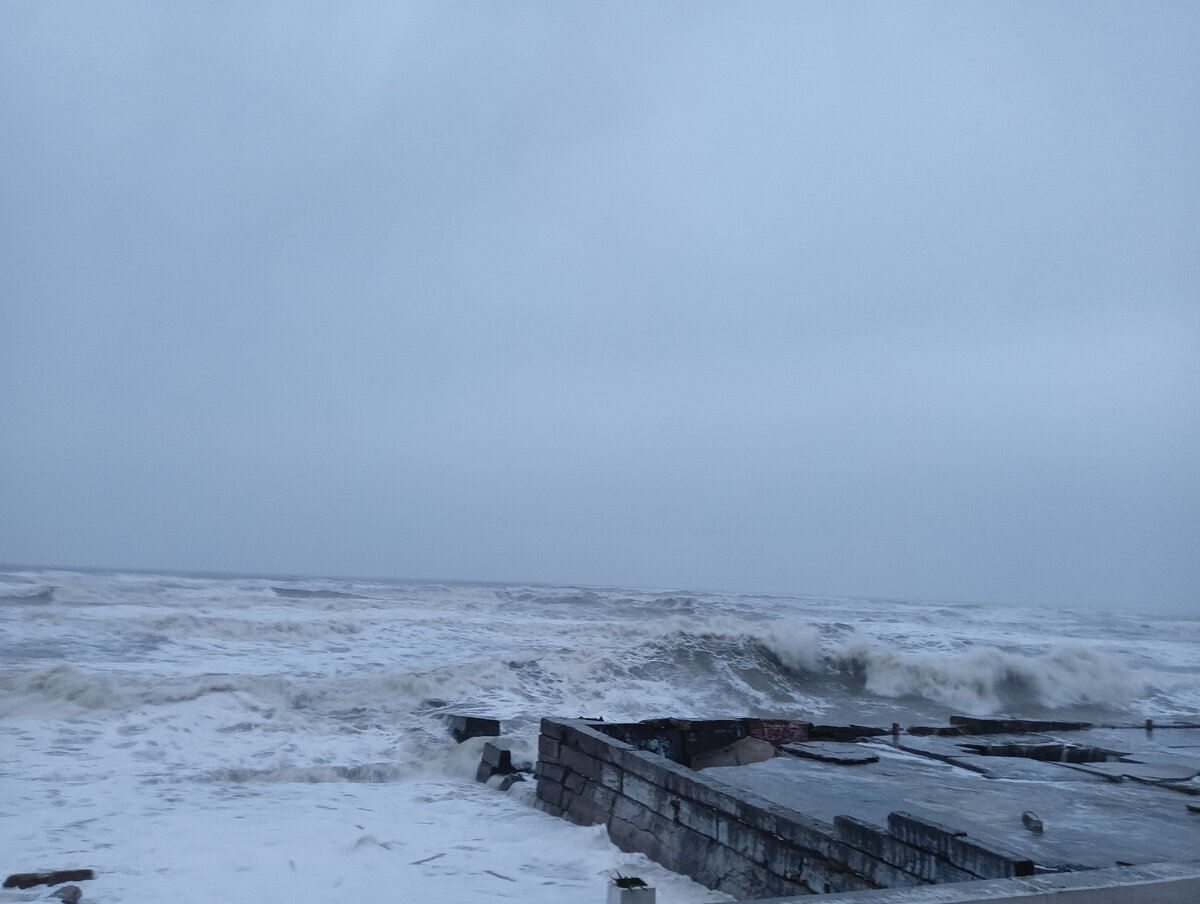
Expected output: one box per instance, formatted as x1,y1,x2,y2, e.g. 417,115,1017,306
533,718,1034,899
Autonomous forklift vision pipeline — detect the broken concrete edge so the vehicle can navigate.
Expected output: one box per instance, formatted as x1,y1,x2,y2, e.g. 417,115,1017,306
570,716,890,769
474,738,535,785
3,870,95,890
783,742,880,765
910,720,1092,737
442,714,501,743
715,859,1200,904
535,718,1039,899
537,718,846,898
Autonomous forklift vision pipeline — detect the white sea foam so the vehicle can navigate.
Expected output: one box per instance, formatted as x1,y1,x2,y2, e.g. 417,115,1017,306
832,640,1142,714
0,569,1196,903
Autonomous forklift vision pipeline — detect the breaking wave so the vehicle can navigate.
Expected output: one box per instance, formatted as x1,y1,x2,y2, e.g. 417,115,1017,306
594,618,1145,717
832,641,1141,713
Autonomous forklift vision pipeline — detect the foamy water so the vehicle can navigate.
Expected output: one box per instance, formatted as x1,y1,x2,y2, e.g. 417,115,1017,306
1,569,1196,903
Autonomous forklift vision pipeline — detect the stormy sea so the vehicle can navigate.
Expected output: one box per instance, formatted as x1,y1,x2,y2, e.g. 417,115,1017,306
1,568,1197,903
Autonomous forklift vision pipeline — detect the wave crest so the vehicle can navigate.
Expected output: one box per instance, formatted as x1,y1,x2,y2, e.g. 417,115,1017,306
834,641,1140,713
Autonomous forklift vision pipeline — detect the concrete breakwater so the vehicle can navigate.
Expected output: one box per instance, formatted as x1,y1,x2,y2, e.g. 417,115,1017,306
533,718,1033,899
530,716,1200,900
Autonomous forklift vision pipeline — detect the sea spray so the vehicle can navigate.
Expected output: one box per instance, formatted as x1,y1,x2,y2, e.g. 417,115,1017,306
833,639,1141,713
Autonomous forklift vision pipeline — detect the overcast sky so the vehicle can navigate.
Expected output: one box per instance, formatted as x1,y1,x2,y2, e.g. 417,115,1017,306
2,2,1197,611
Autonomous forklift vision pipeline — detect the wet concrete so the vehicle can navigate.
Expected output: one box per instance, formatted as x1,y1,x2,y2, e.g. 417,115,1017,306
707,727,1200,872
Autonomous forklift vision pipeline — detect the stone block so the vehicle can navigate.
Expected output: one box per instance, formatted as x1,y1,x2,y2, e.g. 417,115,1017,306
560,745,601,781
887,811,967,860
615,746,683,784
565,796,607,827
664,769,746,820
537,734,560,761
768,804,837,856
706,843,772,899
769,843,815,888
675,797,718,838
537,778,564,809
539,717,568,741
835,814,887,853
834,817,957,882
736,799,783,837
718,819,771,863
599,760,623,791
445,715,500,743
589,784,616,813
608,816,664,863
829,837,919,889
535,761,565,784
572,723,628,760
946,834,1034,879
830,816,921,883
610,793,656,832
664,825,716,883
887,812,1033,878
481,741,513,772
621,772,671,815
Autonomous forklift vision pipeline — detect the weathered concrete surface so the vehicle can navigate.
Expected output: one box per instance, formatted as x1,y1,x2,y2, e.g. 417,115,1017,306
535,717,1200,899
782,742,880,765
535,718,1057,899
711,729,1200,871
721,860,1200,904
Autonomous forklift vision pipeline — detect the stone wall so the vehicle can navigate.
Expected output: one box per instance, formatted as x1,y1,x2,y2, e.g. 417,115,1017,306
534,718,1034,899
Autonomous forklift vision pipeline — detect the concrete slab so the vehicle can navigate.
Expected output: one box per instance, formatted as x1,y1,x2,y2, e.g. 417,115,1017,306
946,755,1110,782
1063,761,1200,783
1119,752,1200,772
709,735,1200,871
781,742,880,765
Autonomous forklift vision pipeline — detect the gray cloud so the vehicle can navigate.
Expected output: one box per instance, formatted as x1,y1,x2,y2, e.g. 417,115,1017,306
2,2,1197,611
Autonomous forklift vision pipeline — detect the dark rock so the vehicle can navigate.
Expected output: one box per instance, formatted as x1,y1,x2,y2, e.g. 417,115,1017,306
3,871,95,890
51,886,82,903
497,773,526,791
1022,811,1044,833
